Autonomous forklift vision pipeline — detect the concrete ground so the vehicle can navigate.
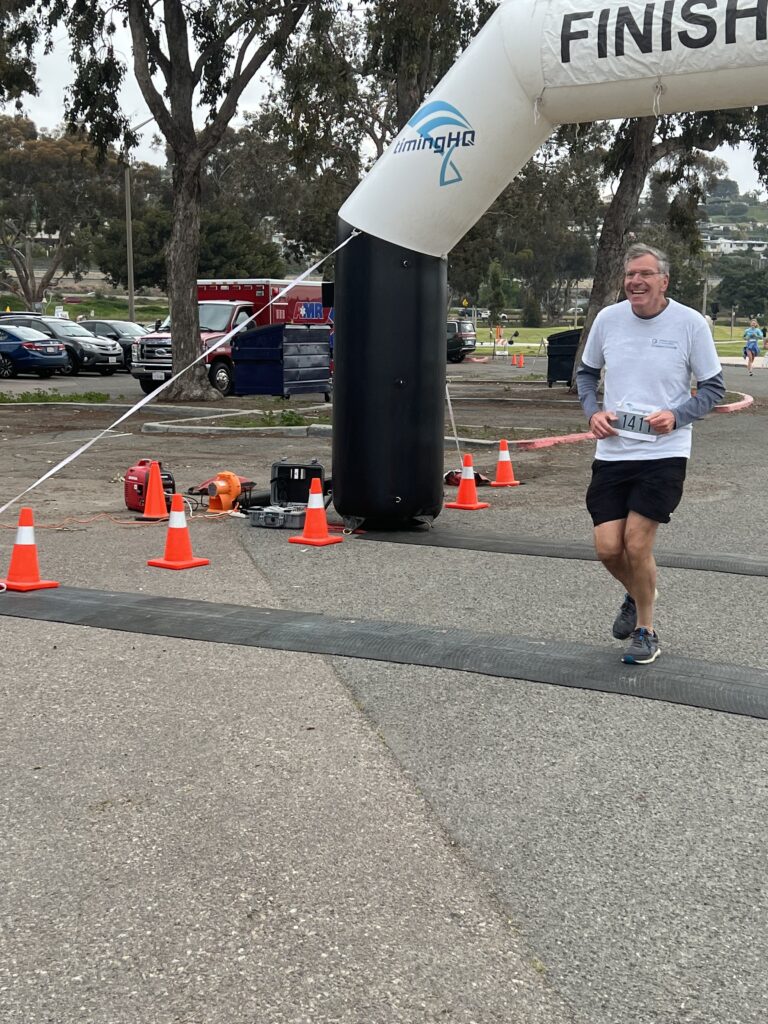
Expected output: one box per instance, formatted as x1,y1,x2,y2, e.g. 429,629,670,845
0,362,766,1024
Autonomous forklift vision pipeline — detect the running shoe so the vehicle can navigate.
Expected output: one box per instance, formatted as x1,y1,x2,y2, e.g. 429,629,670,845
612,594,637,639
621,627,660,665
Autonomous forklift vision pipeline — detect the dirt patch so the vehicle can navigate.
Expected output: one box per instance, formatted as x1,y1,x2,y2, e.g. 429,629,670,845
0,384,589,443
0,406,176,440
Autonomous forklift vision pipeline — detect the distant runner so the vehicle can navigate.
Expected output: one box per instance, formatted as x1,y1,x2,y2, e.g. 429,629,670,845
742,319,762,376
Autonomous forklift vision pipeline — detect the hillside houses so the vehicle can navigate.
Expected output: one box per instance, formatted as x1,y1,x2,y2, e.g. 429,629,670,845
702,234,768,257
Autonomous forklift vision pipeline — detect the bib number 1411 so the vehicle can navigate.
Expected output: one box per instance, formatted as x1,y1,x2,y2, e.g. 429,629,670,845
617,411,653,436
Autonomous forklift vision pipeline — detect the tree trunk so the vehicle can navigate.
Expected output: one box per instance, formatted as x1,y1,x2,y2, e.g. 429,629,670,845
2,236,74,309
161,154,221,402
569,117,658,389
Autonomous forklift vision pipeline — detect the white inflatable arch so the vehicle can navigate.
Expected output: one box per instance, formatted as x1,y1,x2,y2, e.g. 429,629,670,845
332,0,768,527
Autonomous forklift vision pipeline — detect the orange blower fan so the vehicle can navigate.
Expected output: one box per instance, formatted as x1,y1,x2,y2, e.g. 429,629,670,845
207,471,243,512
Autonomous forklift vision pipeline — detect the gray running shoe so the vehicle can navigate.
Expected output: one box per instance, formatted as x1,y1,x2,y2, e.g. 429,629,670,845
621,627,661,665
612,594,637,639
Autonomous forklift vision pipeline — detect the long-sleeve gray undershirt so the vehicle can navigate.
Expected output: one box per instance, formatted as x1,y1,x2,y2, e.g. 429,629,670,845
575,362,726,429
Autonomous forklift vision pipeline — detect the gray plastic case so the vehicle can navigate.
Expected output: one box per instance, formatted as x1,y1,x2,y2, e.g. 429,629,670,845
248,504,307,529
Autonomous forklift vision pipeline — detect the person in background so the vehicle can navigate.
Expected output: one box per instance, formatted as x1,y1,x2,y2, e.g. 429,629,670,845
576,243,724,666
742,318,762,376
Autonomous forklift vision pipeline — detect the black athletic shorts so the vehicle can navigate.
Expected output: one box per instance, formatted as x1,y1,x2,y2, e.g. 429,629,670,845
586,457,688,527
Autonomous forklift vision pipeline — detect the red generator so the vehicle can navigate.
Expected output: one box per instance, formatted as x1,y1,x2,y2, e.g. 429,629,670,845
124,459,176,513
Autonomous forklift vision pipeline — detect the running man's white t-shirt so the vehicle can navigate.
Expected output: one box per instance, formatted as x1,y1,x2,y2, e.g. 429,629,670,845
582,298,722,461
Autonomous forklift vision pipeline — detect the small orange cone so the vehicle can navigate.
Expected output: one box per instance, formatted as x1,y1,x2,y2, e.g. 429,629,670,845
1,507,59,591
289,477,343,547
519,352,525,368
148,493,210,570
490,439,521,487
445,454,490,510
137,460,170,521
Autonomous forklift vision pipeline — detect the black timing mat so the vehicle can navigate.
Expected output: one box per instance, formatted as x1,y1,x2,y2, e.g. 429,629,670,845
2,586,768,719
357,528,768,577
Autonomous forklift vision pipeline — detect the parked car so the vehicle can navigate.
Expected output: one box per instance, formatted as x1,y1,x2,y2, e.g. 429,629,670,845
0,324,68,379
78,319,148,371
446,319,477,363
0,314,123,375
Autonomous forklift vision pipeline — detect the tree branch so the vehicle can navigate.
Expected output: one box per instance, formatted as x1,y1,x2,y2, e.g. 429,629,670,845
126,0,179,147
198,2,311,158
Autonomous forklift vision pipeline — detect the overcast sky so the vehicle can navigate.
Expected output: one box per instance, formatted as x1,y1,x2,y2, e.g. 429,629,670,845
23,36,765,196
25,33,271,164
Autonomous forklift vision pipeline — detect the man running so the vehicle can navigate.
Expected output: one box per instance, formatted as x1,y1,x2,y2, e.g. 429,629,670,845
576,243,724,665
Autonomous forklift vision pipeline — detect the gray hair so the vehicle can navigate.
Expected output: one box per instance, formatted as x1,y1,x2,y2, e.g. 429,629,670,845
624,243,670,277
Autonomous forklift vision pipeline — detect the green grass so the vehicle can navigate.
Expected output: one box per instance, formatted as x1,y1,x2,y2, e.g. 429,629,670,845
214,409,323,428
715,342,752,356
0,292,168,324
476,326,562,345
0,389,111,403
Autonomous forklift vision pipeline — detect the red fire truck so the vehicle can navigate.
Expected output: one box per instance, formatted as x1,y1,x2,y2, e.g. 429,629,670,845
130,278,331,395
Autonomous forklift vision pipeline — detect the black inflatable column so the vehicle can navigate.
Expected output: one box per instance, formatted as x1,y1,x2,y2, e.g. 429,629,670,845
332,220,447,528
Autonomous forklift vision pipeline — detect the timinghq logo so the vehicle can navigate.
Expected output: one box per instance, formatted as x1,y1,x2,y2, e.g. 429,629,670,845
393,100,475,187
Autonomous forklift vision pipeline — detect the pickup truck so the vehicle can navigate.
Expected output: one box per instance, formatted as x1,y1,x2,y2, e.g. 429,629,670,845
130,278,330,395
130,300,253,395
446,318,477,363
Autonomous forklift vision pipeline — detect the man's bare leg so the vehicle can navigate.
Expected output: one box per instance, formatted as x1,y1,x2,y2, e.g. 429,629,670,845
594,513,659,630
623,511,659,629
593,518,632,590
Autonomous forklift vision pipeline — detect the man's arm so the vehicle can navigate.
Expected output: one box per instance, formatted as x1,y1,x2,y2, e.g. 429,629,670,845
575,361,601,420
576,361,619,437
669,372,725,428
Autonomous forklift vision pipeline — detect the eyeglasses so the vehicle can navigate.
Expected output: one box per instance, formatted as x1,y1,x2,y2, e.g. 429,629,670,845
624,270,664,280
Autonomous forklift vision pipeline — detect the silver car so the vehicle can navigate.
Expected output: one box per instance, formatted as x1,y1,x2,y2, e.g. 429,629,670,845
0,314,123,375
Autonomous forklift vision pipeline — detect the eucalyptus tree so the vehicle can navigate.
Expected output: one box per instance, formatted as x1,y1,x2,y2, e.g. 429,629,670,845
571,108,768,379
45,0,327,400
0,0,37,106
0,116,120,305
92,161,172,290
713,256,768,319
259,0,492,263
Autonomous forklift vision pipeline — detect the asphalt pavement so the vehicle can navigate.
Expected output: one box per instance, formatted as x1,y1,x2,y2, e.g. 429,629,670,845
0,361,766,1024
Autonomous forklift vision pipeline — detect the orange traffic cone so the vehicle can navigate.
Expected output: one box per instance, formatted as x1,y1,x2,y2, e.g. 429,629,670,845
137,460,170,521
490,439,521,487
519,352,525,368
289,477,343,547
445,454,490,510
1,507,59,591
148,493,210,570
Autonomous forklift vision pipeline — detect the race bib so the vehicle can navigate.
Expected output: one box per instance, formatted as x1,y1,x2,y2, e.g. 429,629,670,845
614,402,658,443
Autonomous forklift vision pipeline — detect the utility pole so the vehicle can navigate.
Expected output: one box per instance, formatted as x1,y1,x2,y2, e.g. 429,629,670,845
124,160,135,322
124,117,154,323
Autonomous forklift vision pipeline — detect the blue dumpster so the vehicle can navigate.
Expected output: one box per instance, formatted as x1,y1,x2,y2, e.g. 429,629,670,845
232,323,332,399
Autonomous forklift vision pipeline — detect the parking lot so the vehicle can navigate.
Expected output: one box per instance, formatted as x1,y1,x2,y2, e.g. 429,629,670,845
1,361,767,1024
